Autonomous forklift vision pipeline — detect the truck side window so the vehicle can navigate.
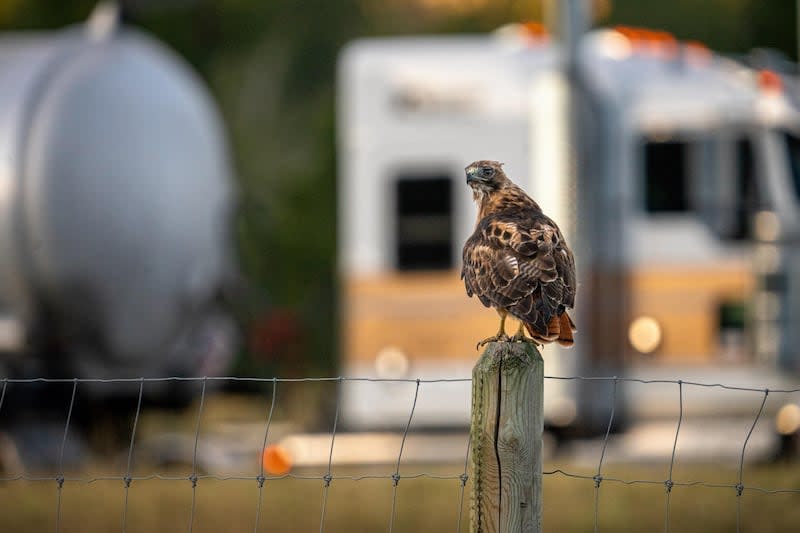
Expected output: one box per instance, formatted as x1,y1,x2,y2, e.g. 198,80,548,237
644,141,689,212
395,175,452,270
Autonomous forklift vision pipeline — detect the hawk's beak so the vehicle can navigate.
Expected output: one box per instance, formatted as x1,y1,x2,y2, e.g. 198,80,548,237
465,167,483,184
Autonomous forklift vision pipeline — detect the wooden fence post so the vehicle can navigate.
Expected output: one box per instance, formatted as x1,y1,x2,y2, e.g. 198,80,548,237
470,341,544,532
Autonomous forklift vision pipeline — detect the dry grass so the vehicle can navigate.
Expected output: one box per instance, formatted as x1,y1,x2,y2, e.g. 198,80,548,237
1,462,799,532
3,394,798,531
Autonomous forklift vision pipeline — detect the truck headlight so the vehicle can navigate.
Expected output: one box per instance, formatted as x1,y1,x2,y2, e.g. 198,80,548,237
776,403,800,435
628,316,662,355
375,346,409,379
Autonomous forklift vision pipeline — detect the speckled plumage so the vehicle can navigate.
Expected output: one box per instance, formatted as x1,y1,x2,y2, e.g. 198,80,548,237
461,160,576,346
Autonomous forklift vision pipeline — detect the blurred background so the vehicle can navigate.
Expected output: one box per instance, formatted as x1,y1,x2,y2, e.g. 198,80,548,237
1,0,800,531
0,0,790,378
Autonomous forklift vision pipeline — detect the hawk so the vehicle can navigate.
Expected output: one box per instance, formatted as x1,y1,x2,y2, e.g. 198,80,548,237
461,160,576,348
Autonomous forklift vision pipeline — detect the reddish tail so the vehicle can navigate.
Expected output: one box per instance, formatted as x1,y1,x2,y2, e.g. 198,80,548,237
526,312,576,347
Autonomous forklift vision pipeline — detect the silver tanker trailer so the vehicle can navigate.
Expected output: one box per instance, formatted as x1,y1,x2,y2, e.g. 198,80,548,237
0,3,238,466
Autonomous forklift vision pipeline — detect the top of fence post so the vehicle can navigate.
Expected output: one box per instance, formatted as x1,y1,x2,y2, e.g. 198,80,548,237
470,341,544,533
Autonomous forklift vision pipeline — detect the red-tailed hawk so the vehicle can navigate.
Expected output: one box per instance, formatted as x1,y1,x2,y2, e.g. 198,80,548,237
461,160,576,348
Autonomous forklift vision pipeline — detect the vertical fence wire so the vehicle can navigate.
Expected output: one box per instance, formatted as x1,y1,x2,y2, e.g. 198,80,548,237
253,378,278,533
0,378,7,417
455,432,471,533
121,378,145,533
319,377,342,533
663,380,683,532
0,377,8,463
593,377,618,533
735,388,769,533
188,377,208,533
55,379,78,533
388,379,421,533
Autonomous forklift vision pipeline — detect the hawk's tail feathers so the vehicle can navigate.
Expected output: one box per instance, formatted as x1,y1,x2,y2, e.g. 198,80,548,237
556,312,576,347
525,315,559,344
525,312,576,347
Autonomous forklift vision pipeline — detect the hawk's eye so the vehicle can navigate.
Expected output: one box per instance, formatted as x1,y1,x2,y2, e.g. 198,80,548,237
481,167,494,178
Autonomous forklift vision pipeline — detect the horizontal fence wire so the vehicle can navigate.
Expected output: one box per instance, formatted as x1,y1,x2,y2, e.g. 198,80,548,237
0,375,797,393
0,375,799,532
1,469,796,491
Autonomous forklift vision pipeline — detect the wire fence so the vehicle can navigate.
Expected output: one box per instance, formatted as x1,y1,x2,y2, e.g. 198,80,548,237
0,375,799,532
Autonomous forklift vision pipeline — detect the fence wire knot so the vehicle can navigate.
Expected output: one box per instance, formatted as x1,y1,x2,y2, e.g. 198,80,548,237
123,475,132,489
323,473,333,487
189,474,198,488
391,473,401,487
735,483,744,497
593,475,603,488
459,473,468,487
256,474,266,488
55,475,64,489
664,479,674,493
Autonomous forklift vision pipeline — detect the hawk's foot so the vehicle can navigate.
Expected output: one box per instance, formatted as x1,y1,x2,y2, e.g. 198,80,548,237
476,334,510,350
509,332,536,344
509,323,542,348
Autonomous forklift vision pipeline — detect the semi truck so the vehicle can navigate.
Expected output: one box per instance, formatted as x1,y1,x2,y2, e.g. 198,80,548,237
336,23,800,438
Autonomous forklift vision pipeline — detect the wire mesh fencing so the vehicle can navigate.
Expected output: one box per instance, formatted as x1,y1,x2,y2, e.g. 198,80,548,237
0,375,799,532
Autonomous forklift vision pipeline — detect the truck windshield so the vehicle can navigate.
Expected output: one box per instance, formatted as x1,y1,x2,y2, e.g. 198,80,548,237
785,131,800,199
641,133,758,239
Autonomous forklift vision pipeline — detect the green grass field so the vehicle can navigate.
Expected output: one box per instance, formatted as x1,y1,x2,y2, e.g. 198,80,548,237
1,462,799,532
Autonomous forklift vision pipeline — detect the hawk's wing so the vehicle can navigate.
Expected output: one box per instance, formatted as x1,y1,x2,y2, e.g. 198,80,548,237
461,210,575,334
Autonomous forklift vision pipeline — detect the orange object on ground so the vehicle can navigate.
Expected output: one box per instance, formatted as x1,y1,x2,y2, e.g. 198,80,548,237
262,444,293,476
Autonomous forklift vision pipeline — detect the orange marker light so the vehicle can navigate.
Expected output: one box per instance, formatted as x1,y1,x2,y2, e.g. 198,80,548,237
521,21,548,37
517,21,550,44
262,444,293,476
612,26,678,58
684,40,712,64
758,69,783,94
650,30,678,58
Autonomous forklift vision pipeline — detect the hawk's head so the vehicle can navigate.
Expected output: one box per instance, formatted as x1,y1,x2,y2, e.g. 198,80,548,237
465,160,508,200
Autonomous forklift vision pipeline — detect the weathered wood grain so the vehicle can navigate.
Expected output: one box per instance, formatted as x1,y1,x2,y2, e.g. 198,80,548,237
470,342,543,532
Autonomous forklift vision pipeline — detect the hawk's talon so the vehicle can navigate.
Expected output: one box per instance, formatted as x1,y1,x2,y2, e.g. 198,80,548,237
510,335,542,350
476,334,510,349
509,322,535,345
